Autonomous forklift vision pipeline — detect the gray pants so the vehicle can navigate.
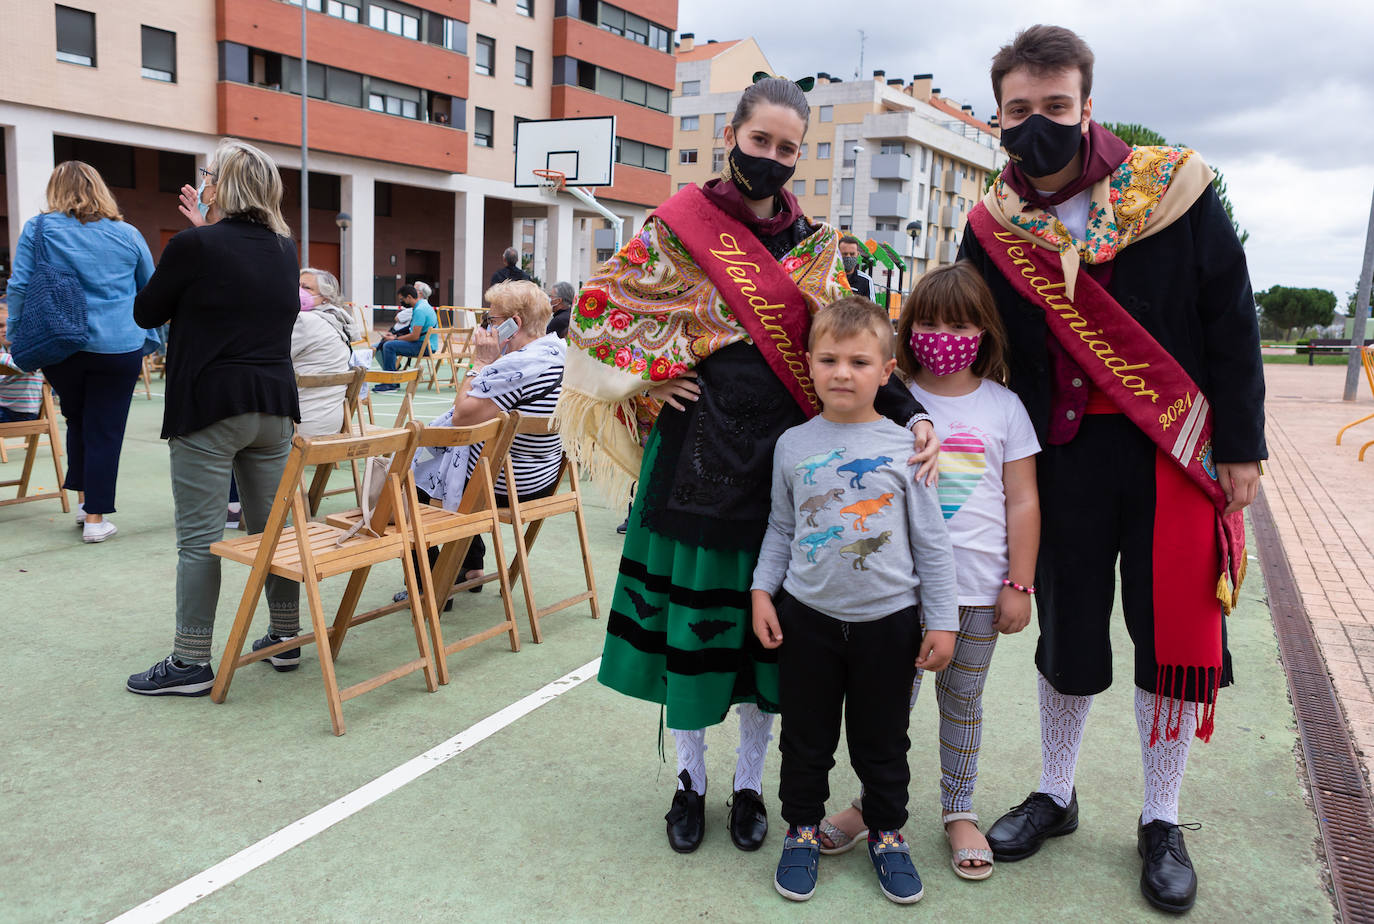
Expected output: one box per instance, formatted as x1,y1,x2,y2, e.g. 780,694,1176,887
169,412,300,664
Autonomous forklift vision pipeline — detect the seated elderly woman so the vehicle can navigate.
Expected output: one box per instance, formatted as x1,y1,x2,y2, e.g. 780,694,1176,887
293,267,361,436
407,280,565,602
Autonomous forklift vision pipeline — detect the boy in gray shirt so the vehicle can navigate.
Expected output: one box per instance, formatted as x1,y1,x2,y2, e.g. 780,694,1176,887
752,297,958,905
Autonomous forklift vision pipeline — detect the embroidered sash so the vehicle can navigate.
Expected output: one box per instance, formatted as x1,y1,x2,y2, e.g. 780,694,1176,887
654,185,819,416
970,203,1245,741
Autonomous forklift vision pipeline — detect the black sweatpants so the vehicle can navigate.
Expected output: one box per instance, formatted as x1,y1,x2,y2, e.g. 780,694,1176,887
776,590,922,832
413,479,559,583
41,349,143,515
1035,414,1233,699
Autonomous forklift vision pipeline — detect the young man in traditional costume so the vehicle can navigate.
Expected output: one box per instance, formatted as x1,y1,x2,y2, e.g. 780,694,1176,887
958,25,1265,914
557,77,938,855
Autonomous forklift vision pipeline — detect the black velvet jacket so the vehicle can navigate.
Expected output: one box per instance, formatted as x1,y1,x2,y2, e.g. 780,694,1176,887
959,186,1267,464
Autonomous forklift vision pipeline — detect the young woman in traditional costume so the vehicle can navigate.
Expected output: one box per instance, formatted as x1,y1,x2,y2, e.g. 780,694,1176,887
557,77,939,854
957,26,1265,914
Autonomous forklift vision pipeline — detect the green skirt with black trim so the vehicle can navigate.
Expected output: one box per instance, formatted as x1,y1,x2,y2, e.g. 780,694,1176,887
599,430,781,731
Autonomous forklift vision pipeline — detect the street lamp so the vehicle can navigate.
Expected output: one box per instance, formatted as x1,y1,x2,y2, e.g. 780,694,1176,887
906,219,923,274
335,211,351,299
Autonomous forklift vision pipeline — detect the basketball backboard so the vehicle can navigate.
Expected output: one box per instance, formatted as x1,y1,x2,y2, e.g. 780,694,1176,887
514,116,616,188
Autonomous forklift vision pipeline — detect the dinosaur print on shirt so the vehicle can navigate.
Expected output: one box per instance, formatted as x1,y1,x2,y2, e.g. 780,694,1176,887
836,455,893,488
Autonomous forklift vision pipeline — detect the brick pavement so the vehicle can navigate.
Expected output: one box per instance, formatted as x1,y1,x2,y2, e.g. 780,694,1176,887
1261,361,1374,789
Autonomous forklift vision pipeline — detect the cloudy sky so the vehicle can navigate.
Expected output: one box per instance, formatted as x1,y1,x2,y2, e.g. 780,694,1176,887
679,0,1374,304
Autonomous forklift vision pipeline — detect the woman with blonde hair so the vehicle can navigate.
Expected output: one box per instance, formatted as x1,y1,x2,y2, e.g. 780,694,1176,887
129,138,303,696
6,160,157,543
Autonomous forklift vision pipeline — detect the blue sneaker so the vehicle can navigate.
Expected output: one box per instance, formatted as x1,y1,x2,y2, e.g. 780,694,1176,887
251,632,301,671
774,825,821,901
869,830,924,904
126,656,215,696
371,383,399,393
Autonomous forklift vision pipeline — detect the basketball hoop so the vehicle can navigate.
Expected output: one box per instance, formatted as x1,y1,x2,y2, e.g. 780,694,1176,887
533,168,565,199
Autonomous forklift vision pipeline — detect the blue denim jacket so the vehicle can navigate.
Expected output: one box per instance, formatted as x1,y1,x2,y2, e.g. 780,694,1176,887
7,213,157,354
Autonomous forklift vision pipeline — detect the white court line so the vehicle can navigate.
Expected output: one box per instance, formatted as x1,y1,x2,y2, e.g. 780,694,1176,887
107,657,601,924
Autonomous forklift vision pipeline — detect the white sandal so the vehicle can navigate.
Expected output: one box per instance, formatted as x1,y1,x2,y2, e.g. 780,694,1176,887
943,811,994,880
818,796,868,856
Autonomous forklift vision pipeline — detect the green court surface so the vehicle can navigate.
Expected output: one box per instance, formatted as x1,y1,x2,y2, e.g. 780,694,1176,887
0,389,1334,922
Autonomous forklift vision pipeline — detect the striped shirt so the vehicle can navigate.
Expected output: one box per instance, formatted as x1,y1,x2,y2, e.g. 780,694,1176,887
0,351,43,416
465,347,565,496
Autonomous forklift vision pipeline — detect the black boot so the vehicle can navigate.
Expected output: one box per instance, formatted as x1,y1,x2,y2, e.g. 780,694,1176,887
727,787,768,851
1138,819,1198,913
665,769,705,853
985,790,1078,861
616,501,631,535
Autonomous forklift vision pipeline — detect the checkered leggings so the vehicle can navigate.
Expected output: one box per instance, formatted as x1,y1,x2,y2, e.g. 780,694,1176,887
911,605,999,814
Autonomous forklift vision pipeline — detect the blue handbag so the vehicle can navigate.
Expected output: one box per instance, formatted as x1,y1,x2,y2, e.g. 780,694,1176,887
10,214,89,372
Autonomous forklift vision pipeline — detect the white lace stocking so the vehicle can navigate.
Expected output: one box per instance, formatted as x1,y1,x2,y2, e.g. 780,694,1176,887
670,727,707,794
1036,672,1092,809
1135,687,1194,824
734,703,774,794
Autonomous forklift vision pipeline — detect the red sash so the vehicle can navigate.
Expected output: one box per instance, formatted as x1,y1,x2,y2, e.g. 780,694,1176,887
654,185,820,416
970,204,1244,742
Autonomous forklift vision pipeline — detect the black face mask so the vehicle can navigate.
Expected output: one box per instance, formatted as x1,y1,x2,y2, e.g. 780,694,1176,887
725,144,796,201
1000,113,1083,178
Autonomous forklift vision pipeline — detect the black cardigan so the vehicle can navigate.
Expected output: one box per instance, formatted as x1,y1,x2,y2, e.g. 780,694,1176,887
959,186,1267,463
134,218,301,440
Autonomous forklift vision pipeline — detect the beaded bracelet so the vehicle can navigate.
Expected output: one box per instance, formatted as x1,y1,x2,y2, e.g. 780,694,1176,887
1002,579,1036,595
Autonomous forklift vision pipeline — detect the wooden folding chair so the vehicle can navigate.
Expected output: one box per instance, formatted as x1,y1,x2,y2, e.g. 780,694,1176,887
0,367,69,512
326,414,522,684
420,327,454,391
432,327,475,392
209,425,439,736
299,367,368,515
362,367,422,429
1336,345,1374,455
488,415,601,643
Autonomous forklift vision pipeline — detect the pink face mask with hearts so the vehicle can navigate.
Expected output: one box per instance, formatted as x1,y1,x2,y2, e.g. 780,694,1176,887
908,330,982,376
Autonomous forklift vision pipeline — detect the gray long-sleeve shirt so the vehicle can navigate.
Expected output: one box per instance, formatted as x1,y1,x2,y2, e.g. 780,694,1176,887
751,415,959,630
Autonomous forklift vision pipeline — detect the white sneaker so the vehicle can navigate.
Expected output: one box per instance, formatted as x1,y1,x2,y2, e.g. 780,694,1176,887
82,520,118,543
75,503,86,527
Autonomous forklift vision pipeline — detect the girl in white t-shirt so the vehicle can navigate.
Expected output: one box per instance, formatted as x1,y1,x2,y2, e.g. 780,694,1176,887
817,262,1040,882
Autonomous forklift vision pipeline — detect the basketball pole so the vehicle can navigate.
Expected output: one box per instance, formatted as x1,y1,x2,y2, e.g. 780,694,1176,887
562,186,624,253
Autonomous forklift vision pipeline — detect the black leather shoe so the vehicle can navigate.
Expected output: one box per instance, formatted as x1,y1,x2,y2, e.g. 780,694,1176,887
986,790,1079,862
1138,819,1198,913
665,770,705,853
727,788,768,851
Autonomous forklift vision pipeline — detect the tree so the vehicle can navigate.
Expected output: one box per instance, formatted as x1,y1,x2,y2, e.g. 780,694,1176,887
1346,269,1374,314
1255,286,1337,340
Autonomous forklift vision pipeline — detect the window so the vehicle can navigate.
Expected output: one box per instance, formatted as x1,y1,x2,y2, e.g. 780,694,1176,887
513,115,528,149
679,148,697,165
308,173,342,211
880,141,905,154
367,0,420,39
876,220,898,231
815,178,829,196
792,180,806,196
918,183,926,208
327,0,361,22
819,105,833,122
838,216,852,231
713,112,726,136
840,177,854,206
375,181,392,216
798,144,807,159
584,64,669,112
817,142,831,159
475,35,494,76
677,183,689,192
140,25,175,82
367,77,419,119
474,107,493,147
616,138,668,172
711,147,724,172
326,68,363,107
680,115,698,131
426,15,465,53
514,47,532,86
682,80,700,96
517,0,533,14
596,3,671,51
55,5,95,67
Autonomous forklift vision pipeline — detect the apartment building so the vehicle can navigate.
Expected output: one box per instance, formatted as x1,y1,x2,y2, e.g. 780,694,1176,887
0,0,677,307
671,34,1005,288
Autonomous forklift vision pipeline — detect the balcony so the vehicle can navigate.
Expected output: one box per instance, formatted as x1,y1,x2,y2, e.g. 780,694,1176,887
868,191,910,217
941,170,960,193
594,227,617,250
926,237,939,260
940,205,960,228
870,153,913,181
866,229,913,254
938,241,959,263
